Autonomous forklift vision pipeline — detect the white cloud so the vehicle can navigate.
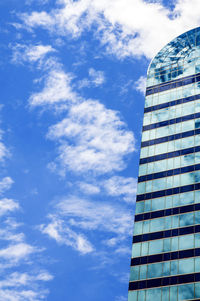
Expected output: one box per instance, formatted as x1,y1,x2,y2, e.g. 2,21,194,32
0,219,52,299
0,142,9,162
40,196,132,255
134,75,146,95
29,69,78,107
0,227,52,300
79,182,100,194
11,44,55,64
40,216,94,254
88,68,105,86
78,68,105,88
0,177,14,195
0,271,53,289
0,270,52,301
20,0,200,59
103,176,137,203
0,117,52,300
56,196,132,234
47,99,135,174
78,176,137,202
0,183,52,300
0,198,19,216
0,243,36,262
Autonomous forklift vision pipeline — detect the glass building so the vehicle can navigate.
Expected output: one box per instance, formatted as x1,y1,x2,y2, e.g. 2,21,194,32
128,27,200,300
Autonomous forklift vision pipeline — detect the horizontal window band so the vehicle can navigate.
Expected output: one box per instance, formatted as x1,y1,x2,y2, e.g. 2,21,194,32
131,248,200,266
128,272,200,291
146,72,200,96
146,72,197,92
143,112,200,132
144,94,200,114
141,128,200,148
139,145,200,165
136,182,200,202
138,163,200,183
146,72,199,92
134,203,200,222
132,224,200,243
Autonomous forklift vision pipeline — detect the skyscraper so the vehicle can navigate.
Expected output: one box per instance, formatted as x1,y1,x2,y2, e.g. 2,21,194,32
128,27,200,301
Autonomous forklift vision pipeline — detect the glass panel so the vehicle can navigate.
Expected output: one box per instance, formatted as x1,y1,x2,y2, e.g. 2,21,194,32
144,200,152,212
170,260,178,275
170,285,178,301
146,288,161,299
179,212,194,227
133,221,143,235
147,262,162,279
163,261,170,276
195,233,200,248
162,287,170,301
129,266,139,281
179,258,194,274
128,291,138,301
195,282,200,298
135,201,144,214
132,243,141,257
149,239,163,255
163,238,171,253
178,283,194,300
141,242,149,256
195,256,200,272
179,234,194,250
139,264,147,280
138,290,146,301
171,237,178,252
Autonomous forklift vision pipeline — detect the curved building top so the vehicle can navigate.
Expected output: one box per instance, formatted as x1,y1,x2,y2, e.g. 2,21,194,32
147,27,200,88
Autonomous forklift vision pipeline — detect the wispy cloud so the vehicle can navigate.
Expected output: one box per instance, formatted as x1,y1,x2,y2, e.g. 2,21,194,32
78,68,105,88
0,213,52,299
0,159,52,299
0,217,52,299
78,182,100,195
11,44,55,64
47,100,134,174
19,0,200,59
0,271,53,289
134,75,146,95
89,68,105,86
0,243,37,263
0,271,52,301
0,142,9,162
40,196,132,255
9,36,136,264
103,176,137,203
0,177,14,195
40,216,94,254
0,198,19,216
78,175,137,203
29,69,78,107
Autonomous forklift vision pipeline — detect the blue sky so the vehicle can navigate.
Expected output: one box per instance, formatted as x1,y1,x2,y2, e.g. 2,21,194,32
1,0,200,300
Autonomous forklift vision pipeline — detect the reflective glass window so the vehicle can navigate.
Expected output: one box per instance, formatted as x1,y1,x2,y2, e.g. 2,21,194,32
178,283,194,300
130,266,139,281
132,242,141,257
170,285,178,301
179,234,194,250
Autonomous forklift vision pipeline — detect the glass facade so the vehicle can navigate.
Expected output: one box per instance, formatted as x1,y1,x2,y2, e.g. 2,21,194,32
128,27,200,301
